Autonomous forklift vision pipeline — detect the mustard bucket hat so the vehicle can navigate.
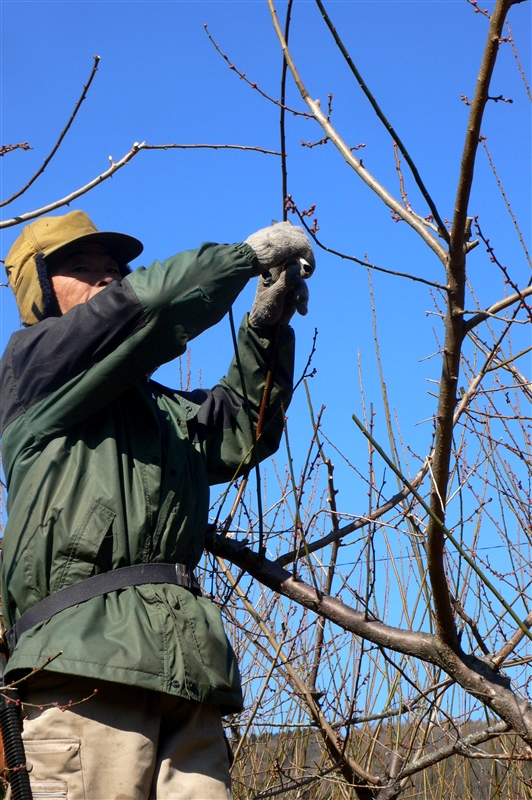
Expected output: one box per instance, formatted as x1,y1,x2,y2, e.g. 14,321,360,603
4,210,143,325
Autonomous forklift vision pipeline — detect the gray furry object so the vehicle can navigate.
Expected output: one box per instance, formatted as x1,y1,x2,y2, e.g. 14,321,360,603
245,221,315,277
249,257,312,327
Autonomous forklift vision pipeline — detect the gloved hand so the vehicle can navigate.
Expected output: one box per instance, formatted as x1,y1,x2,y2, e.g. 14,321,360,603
249,256,313,327
245,221,315,277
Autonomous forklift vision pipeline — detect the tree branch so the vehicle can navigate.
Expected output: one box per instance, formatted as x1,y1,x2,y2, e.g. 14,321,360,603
463,282,532,332
218,557,383,795
204,24,308,117
450,0,512,262
0,142,282,229
207,531,438,661
424,0,513,648
287,200,449,290
279,0,294,221
395,721,509,779
265,0,448,264
314,0,449,242
276,468,426,566
0,56,101,208
492,609,532,667
0,143,32,157
206,529,532,743
350,412,532,647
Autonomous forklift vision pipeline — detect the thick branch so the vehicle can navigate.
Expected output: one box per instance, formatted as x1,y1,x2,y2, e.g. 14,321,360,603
424,0,513,648
397,722,509,779
208,530,437,661
206,531,532,743
464,284,532,332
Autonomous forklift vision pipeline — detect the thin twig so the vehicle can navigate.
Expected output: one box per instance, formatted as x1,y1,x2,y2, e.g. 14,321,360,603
285,197,448,291
204,24,308,117
230,622,287,766
492,609,532,667
276,459,428,566
480,136,531,266
505,20,532,101
280,0,294,220
473,216,532,322
219,558,384,789
2,652,63,689
331,678,454,728
451,595,490,655
393,143,411,211
0,143,32,157
398,722,509,778
450,0,512,263
142,143,282,155
251,761,342,799
1,56,101,208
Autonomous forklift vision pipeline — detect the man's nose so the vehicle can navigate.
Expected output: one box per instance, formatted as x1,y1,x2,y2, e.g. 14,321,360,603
91,268,116,286
96,274,115,286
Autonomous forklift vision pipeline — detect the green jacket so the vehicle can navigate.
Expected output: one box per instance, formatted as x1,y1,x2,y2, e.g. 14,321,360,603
0,242,294,713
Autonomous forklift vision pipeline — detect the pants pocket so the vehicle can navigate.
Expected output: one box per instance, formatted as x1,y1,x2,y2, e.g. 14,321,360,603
30,782,68,799
23,739,84,800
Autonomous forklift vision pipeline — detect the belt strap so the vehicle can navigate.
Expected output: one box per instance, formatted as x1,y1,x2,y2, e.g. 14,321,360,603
5,563,200,653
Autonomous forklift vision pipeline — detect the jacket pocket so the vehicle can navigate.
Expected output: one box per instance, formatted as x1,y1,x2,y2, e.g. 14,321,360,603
24,738,84,799
29,784,68,800
144,490,175,561
54,501,116,591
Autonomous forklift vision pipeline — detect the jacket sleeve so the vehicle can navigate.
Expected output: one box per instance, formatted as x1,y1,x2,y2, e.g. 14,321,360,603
178,314,294,485
1,243,258,443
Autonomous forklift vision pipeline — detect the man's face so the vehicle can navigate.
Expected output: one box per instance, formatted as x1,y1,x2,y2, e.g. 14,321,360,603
48,243,122,314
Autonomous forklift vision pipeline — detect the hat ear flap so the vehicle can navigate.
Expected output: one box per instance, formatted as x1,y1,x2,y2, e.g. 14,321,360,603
6,254,43,326
33,253,58,321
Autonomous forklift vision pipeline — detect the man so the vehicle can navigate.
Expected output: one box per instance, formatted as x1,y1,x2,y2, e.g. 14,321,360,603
0,210,314,799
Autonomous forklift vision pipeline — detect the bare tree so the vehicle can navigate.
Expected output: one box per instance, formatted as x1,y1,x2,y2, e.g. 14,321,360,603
1,1,531,798
201,1,532,797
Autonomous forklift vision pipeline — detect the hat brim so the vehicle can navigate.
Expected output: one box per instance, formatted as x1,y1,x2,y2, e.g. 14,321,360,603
44,231,143,269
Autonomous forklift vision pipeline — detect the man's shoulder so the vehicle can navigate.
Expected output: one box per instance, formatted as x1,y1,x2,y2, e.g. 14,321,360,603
2,317,52,347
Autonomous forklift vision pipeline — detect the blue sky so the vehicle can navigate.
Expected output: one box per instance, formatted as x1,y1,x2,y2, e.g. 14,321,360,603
1,0,530,516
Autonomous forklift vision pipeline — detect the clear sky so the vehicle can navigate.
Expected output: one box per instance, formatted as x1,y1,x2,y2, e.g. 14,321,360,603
1,0,530,514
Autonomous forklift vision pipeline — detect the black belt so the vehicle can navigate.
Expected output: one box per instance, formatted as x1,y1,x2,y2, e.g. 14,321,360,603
5,563,200,654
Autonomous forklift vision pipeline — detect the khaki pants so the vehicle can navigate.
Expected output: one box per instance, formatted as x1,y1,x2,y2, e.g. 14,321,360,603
8,673,232,800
